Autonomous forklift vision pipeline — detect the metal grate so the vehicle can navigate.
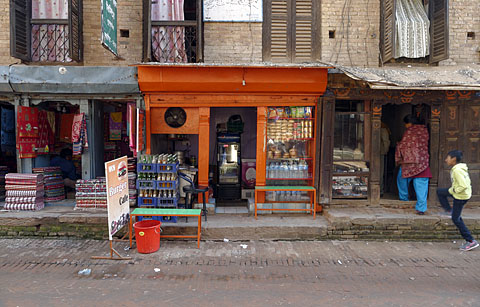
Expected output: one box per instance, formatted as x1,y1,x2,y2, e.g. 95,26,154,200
31,24,71,62
151,26,196,63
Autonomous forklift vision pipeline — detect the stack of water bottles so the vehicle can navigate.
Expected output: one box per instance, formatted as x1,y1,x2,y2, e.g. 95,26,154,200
267,160,309,179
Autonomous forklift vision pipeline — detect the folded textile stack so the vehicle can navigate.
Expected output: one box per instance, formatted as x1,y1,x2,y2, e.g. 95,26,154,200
75,178,107,209
128,157,137,207
0,166,7,201
4,173,44,211
32,167,65,203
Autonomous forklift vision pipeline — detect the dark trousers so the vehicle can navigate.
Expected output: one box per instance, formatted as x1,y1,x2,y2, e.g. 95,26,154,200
437,188,474,242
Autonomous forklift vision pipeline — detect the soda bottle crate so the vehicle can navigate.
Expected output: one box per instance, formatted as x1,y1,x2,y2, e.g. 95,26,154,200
137,197,157,207
157,198,178,207
157,162,180,173
137,163,157,173
136,180,156,190
155,180,179,190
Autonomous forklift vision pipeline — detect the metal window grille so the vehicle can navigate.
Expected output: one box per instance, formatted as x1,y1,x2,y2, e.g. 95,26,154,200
31,22,71,63
151,25,196,63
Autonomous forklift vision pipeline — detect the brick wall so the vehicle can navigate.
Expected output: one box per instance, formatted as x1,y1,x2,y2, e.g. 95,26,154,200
0,1,477,67
441,0,480,66
320,0,380,67
203,22,262,64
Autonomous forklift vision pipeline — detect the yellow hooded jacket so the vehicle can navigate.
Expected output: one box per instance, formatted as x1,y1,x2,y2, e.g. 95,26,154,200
448,163,472,200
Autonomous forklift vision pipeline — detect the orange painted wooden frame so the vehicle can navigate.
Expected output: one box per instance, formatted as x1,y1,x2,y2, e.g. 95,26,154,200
254,187,317,219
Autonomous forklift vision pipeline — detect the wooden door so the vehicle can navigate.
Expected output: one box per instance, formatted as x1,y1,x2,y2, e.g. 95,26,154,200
439,100,480,201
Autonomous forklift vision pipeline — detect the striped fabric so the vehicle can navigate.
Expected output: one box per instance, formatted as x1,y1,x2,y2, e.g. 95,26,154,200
4,173,45,211
395,0,430,59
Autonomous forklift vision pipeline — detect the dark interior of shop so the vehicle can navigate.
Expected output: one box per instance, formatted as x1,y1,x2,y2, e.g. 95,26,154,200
381,103,431,200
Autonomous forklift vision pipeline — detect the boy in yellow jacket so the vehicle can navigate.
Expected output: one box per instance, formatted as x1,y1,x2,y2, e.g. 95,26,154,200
437,150,478,251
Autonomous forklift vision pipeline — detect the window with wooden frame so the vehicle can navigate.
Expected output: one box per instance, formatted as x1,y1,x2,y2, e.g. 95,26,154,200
332,100,371,199
380,0,449,64
10,0,83,62
142,0,203,63
263,0,320,63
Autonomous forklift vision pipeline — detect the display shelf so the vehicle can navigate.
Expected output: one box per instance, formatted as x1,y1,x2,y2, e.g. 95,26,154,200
332,172,369,176
266,177,313,180
268,117,314,120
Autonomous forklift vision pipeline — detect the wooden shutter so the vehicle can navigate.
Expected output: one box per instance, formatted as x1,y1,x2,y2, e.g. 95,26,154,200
319,97,335,204
429,0,449,63
196,0,203,62
10,0,31,61
270,0,290,62
68,0,82,61
294,0,312,62
142,0,152,62
380,0,396,63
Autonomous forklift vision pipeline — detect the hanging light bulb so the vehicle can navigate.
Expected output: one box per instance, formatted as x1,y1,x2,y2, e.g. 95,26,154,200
62,106,67,113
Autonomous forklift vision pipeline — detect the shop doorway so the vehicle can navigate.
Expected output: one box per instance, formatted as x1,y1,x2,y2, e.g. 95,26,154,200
0,102,16,188
380,103,431,200
210,107,257,207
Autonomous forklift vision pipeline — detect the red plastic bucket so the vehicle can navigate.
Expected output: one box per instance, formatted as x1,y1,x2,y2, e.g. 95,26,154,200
133,220,161,254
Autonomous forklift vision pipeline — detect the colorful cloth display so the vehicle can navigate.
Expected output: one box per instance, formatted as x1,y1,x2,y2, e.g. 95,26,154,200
75,178,107,209
4,173,44,211
59,113,75,142
109,112,122,141
17,106,39,158
36,110,51,154
72,113,88,155
33,167,65,202
127,103,136,154
1,108,15,154
0,166,7,201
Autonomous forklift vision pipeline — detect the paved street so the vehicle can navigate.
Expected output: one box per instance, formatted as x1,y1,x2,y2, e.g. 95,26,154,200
0,238,479,306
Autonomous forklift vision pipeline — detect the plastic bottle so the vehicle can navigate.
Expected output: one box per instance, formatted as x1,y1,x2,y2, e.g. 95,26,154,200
292,161,299,179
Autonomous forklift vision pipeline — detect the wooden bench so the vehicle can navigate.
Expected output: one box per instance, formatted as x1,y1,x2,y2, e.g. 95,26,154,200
129,208,202,248
254,186,316,219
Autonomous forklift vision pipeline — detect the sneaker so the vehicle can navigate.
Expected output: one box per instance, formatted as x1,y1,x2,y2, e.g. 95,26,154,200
439,210,452,217
416,210,425,215
460,240,479,251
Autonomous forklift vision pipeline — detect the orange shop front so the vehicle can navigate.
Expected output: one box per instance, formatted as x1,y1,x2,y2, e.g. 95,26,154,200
137,65,328,212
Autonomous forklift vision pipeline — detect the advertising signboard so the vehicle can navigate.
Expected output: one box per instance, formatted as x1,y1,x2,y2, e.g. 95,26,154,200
101,0,118,55
105,156,129,240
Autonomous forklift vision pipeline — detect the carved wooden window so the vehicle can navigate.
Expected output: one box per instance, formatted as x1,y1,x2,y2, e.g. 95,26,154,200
10,0,83,62
380,0,448,64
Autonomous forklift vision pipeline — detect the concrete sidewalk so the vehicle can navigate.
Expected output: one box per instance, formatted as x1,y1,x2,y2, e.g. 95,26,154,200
1,200,480,241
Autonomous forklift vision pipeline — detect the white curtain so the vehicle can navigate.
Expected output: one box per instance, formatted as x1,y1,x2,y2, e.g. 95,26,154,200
31,0,71,62
151,0,187,63
395,0,430,59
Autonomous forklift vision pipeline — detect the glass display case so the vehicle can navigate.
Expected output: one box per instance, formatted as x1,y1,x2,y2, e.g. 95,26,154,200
265,106,315,197
216,133,242,200
332,101,369,198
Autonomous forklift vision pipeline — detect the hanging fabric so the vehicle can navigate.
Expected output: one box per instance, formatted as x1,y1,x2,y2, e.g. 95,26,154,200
59,113,75,142
17,106,39,158
395,0,430,59
46,111,55,145
109,112,122,141
151,0,187,63
127,103,136,153
36,110,50,154
72,113,88,155
1,107,15,153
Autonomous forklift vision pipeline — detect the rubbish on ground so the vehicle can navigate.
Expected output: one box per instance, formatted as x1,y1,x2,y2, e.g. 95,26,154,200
337,260,342,265
124,246,130,251
154,268,161,272
240,244,248,249
78,268,91,276
223,238,229,242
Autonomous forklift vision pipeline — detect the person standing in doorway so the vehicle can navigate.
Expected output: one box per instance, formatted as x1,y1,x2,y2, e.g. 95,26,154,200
395,115,431,215
437,150,478,251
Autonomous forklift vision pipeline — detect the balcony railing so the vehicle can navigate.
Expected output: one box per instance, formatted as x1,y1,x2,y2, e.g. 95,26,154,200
151,21,197,63
31,19,71,62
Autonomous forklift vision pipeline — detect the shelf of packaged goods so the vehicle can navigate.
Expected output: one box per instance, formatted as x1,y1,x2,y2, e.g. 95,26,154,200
268,118,314,120
266,177,313,180
267,158,312,161
267,138,314,141
332,172,369,176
